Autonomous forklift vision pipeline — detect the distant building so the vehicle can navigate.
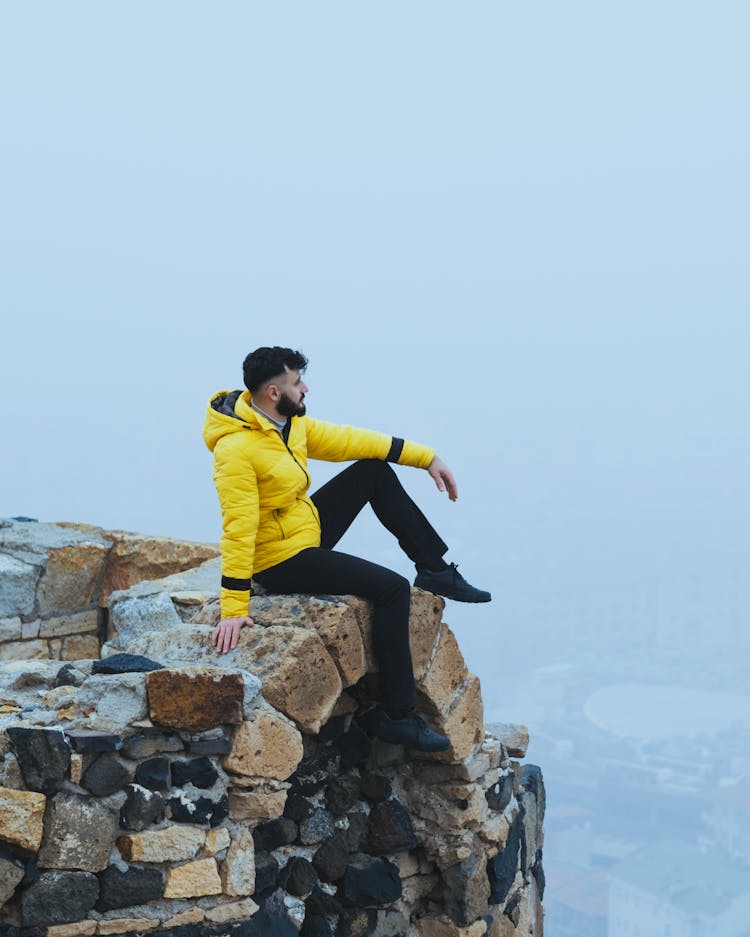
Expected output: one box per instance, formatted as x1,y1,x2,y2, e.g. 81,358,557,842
544,860,608,937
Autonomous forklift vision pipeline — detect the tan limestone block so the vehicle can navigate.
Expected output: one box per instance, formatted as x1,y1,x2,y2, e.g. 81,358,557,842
100,531,220,604
0,640,48,661
47,922,97,937
392,851,420,877
164,857,222,898
0,788,46,851
162,908,206,927
205,897,259,924
39,609,100,638
37,542,110,612
48,638,63,658
302,601,366,688
416,917,489,937
408,589,445,679
220,828,255,896
70,753,84,785
202,827,231,856
146,667,244,732
61,633,101,660
478,813,510,853
485,723,529,758
223,709,303,780
426,674,485,763
0,855,24,906
97,918,159,934
418,625,469,714
117,825,205,862
228,788,288,822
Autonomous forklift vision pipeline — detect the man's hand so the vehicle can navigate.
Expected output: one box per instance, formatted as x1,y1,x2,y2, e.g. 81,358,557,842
211,616,253,654
428,456,458,501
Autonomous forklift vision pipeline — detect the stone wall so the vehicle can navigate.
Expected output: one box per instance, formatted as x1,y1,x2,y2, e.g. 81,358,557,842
0,518,220,663
0,519,545,936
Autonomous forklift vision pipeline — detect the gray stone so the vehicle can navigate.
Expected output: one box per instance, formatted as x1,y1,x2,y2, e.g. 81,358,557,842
108,590,182,648
339,855,401,908
0,616,22,641
121,731,184,759
81,753,132,796
96,864,165,911
366,799,416,855
0,554,39,617
72,673,148,733
119,784,165,831
6,726,71,794
21,869,99,926
54,663,87,687
93,653,164,674
442,839,492,927
65,729,122,753
37,792,119,872
299,807,336,845
486,773,514,813
0,852,25,907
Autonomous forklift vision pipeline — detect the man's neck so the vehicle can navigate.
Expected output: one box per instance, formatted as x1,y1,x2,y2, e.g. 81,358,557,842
250,399,287,431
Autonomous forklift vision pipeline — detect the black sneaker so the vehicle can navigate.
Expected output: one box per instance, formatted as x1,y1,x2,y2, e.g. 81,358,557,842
414,563,492,603
368,708,450,753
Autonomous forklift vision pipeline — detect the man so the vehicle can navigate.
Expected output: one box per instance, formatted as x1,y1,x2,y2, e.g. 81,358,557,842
203,346,490,752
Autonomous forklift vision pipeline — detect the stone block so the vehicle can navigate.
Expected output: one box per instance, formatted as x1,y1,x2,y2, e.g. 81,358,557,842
416,917,489,937
229,787,288,822
223,708,303,780
203,826,231,855
0,553,40,617
485,723,529,758
146,667,244,732
37,542,110,612
39,609,100,638
163,856,222,898
47,921,98,937
38,792,118,872
98,918,160,934
74,673,148,734
442,840,492,928
96,864,164,910
205,896,260,923
418,625,469,714
339,855,402,908
117,824,206,862
297,597,366,688
61,632,101,660
120,731,183,759
427,674,485,763
94,652,164,674
0,853,25,907
0,616,22,641
162,908,206,927
6,726,71,794
108,589,183,646
0,638,48,660
408,589,445,680
220,828,255,896
81,752,131,796
21,870,99,926
22,618,41,639
119,784,165,831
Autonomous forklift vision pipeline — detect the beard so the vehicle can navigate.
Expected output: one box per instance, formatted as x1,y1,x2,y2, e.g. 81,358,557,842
277,391,306,418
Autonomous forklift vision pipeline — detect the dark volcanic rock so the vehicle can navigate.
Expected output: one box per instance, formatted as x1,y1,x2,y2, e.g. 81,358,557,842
486,773,514,813
241,889,299,937
360,771,391,802
93,653,164,674
170,756,218,789
253,817,298,852
531,848,546,899
135,756,171,792
65,729,122,753
300,913,335,937
167,794,216,824
187,734,231,756
253,852,281,898
325,776,360,816
209,793,229,827
345,811,369,852
97,863,164,910
339,854,401,908
312,829,349,883
21,870,99,926
6,726,71,795
122,732,184,759
82,752,131,796
120,784,165,831
279,856,318,897
299,807,335,845
334,725,371,772
284,792,315,823
305,885,343,917
366,799,416,855
443,841,492,927
488,813,522,905
289,748,340,796
54,663,86,687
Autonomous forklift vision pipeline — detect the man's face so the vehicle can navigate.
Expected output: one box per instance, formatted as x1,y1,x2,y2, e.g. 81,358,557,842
274,367,308,417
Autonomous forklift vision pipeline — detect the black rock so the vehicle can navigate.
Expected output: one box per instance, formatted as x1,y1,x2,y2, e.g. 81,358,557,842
253,852,281,898
135,756,171,792
300,913,335,937
339,854,401,908
65,729,122,753
279,856,318,897
312,829,349,883
82,753,131,796
167,794,216,824
325,776,361,816
170,757,218,789
96,864,164,911
487,813,522,905
209,794,229,827
486,773,514,813
346,810,369,852
299,807,335,845
253,817,298,852
366,799,416,855
6,726,71,795
334,725,371,772
122,732,184,760
93,653,164,674
237,889,298,937
284,792,315,823
120,784,165,831
305,884,343,917
360,771,391,802
21,870,99,926
317,714,348,744
289,748,340,796
504,889,522,926
187,735,231,756
531,848,545,899
443,842,492,927
54,663,86,688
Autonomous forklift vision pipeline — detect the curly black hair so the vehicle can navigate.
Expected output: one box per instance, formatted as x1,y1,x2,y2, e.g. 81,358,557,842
242,346,308,393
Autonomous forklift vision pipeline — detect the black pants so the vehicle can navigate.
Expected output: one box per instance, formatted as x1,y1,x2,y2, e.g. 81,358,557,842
254,460,448,711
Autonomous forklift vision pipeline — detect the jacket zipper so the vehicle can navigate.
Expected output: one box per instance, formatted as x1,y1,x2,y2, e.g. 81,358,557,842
280,433,310,488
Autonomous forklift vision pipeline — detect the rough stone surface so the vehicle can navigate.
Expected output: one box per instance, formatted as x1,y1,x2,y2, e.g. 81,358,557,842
37,542,109,612
37,792,118,872
429,673,485,762
135,756,171,792
117,825,206,862
0,553,40,617
252,817,298,852
96,864,165,910
313,828,349,882
299,807,336,845
97,918,159,934
229,787,288,822
0,853,25,907
65,729,122,753
171,756,218,789
339,854,402,908
486,723,529,758
202,826,231,855
0,638,48,659
46,921,98,937
220,827,256,896
163,856,222,898
119,784,165,831
0,616,22,641
442,841,492,928
72,672,148,733
39,609,99,638
419,626,469,713
204,896,260,923
367,799,417,855
121,731,184,759
146,667,245,732
21,869,99,926
487,813,522,905
93,652,164,674
223,708,303,780
60,632,101,659
81,752,131,796
108,589,183,647
0,787,46,851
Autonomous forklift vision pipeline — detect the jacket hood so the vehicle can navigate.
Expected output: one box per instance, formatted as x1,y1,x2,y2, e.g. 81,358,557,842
203,389,271,452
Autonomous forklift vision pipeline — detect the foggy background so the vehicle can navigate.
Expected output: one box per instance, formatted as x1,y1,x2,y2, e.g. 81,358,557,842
2,4,749,934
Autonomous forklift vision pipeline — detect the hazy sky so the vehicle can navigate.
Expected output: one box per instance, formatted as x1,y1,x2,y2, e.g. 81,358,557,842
2,3,748,667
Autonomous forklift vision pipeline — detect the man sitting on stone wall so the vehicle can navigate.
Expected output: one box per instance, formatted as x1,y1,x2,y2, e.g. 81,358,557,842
203,346,491,753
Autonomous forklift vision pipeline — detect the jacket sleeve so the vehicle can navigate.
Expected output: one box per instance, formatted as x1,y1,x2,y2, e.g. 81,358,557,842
213,434,259,620
304,418,435,469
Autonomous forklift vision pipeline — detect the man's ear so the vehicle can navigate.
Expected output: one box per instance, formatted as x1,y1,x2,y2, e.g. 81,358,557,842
267,382,280,402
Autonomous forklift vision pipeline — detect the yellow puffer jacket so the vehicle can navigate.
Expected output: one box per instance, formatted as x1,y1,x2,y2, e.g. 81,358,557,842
203,390,435,619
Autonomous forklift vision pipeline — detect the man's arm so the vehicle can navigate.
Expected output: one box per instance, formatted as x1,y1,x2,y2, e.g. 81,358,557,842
427,455,458,501
304,418,435,469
